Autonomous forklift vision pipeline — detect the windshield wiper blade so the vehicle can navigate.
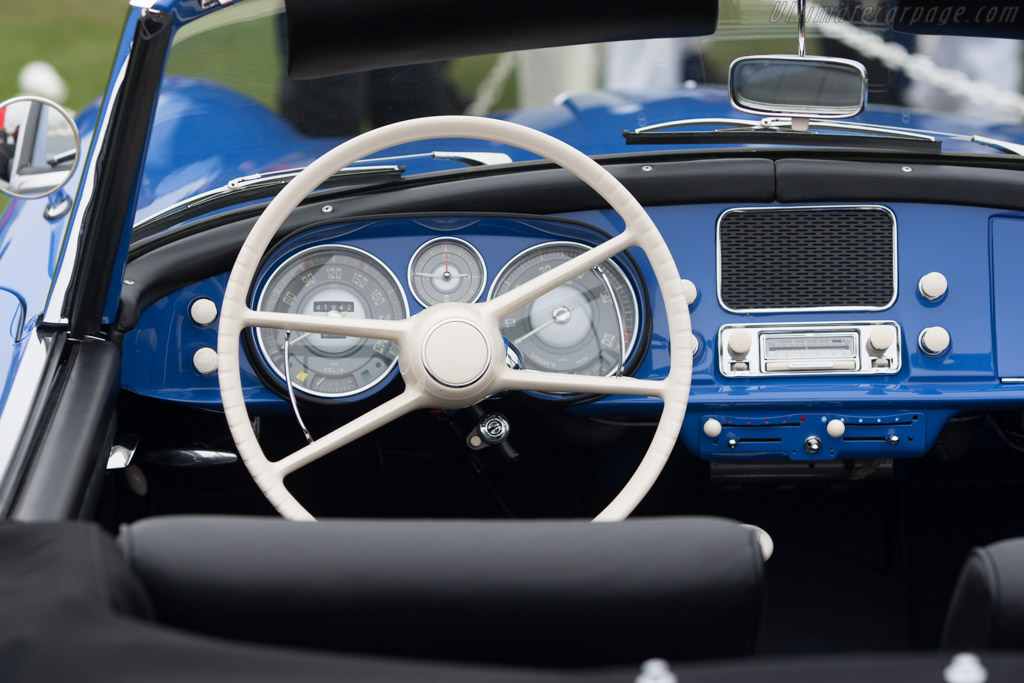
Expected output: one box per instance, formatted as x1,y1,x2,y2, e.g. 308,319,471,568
625,117,942,153
224,165,402,192
347,151,514,167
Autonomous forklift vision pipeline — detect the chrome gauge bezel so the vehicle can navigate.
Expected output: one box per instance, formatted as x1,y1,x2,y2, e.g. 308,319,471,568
487,241,641,377
252,244,409,399
407,236,487,307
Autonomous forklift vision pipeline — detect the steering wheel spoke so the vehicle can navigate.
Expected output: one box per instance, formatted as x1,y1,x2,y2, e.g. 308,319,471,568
483,232,635,320
498,367,666,398
243,308,410,342
272,389,427,479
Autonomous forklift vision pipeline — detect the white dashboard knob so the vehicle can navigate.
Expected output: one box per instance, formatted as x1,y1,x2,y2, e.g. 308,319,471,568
919,326,951,356
680,279,698,307
826,419,846,438
703,418,723,438
193,347,219,375
918,272,948,301
190,298,219,326
727,330,752,359
867,326,895,354
690,333,699,356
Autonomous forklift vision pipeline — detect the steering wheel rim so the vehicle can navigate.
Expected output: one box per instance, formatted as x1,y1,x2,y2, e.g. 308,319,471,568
217,116,693,521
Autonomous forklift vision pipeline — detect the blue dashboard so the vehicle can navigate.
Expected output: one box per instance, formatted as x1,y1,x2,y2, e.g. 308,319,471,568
120,201,1024,464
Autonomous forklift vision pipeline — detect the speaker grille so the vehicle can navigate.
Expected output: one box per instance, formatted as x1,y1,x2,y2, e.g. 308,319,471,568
718,207,896,311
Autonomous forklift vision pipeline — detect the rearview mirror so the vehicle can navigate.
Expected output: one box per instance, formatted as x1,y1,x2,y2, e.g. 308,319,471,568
0,96,80,200
729,56,867,119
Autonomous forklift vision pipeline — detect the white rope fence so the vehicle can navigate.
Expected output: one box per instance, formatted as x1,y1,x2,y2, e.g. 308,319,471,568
805,1,1024,118
466,1,1024,119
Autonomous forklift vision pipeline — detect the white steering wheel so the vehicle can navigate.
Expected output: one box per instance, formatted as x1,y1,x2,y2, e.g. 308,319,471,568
217,116,693,521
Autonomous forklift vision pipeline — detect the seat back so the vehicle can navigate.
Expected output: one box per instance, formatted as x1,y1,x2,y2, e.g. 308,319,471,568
119,515,763,666
943,537,1024,650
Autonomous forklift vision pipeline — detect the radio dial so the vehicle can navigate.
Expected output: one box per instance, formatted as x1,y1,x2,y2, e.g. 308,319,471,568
867,326,895,354
727,330,752,359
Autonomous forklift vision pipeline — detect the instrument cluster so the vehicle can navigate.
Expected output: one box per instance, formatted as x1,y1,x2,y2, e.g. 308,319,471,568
246,217,646,401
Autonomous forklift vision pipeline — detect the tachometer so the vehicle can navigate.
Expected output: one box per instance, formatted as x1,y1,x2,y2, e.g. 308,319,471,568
408,236,486,306
254,245,408,398
488,242,639,377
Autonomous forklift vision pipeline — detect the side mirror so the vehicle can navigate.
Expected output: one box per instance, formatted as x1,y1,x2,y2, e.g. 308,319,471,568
728,55,867,119
0,96,80,200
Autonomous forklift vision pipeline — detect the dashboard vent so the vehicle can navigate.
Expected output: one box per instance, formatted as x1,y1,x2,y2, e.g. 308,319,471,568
718,206,896,311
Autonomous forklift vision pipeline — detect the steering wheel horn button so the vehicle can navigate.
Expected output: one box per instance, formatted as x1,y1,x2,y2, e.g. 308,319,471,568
421,319,492,387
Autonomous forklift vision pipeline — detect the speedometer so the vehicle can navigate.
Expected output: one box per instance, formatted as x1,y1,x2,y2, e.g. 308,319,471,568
488,242,639,377
254,245,408,398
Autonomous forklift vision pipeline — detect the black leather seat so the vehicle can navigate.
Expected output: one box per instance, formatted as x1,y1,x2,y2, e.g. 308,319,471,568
118,515,764,667
943,538,1024,650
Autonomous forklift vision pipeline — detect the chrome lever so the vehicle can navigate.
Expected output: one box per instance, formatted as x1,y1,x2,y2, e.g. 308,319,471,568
284,330,314,445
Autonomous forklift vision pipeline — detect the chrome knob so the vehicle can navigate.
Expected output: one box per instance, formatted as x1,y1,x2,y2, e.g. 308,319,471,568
804,435,822,455
867,326,895,355
918,272,948,301
727,330,752,359
919,326,950,356
826,419,846,438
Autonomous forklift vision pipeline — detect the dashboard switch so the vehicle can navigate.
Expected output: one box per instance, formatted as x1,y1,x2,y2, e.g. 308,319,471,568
826,419,846,438
919,326,951,356
680,278,698,307
867,326,895,354
918,272,948,301
189,298,218,326
727,330,752,359
703,418,723,438
192,347,218,375
804,435,822,455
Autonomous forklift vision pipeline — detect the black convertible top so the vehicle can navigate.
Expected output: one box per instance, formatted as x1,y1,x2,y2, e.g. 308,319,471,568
284,0,719,78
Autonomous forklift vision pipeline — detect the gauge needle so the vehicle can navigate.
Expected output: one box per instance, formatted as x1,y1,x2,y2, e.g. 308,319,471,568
513,306,574,345
413,272,471,279
286,310,349,343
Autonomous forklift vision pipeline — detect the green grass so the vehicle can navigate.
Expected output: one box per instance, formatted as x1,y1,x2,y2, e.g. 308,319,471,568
0,1,129,113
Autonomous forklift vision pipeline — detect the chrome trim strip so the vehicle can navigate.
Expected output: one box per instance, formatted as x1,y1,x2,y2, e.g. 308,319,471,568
407,236,487,308
132,165,402,231
253,244,410,399
0,332,51,486
633,118,762,134
717,320,903,378
42,56,131,325
716,205,898,314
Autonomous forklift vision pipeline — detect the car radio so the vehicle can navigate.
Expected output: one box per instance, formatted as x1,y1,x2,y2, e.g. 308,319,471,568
718,322,902,378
